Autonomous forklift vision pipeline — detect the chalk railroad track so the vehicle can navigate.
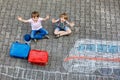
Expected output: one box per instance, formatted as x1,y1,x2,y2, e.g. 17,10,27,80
0,65,119,80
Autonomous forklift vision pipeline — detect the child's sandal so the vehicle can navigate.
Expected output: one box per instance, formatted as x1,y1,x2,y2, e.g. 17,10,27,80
55,34,60,38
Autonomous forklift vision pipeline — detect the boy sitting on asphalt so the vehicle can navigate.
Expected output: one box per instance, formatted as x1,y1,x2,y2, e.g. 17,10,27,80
52,13,75,38
18,11,49,42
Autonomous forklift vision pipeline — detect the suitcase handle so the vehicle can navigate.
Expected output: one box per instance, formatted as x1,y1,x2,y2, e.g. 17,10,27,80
15,41,28,45
15,41,18,43
25,43,29,45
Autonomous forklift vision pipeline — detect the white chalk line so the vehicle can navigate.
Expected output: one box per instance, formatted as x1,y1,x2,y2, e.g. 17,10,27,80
0,65,118,80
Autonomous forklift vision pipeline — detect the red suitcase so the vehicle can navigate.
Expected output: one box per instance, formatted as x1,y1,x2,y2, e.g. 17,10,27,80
28,50,48,66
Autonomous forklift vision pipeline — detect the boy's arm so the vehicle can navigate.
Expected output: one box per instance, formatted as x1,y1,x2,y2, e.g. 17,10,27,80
17,16,29,23
66,21,75,27
52,18,59,23
42,15,50,21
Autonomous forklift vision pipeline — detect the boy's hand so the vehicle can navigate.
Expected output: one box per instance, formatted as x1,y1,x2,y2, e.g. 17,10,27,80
52,18,56,23
70,22,75,27
17,16,22,21
46,15,50,19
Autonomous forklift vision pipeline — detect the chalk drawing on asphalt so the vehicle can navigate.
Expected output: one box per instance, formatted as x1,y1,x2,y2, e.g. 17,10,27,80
0,65,118,80
63,39,120,77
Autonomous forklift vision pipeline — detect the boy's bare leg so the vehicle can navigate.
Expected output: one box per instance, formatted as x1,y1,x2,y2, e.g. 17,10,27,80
54,29,71,35
59,29,72,36
59,31,71,36
54,29,72,38
57,31,66,34
54,30,66,38
54,30,65,35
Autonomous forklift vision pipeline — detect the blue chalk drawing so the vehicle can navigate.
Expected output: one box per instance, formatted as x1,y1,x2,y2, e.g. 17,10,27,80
63,39,120,78
97,44,108,53
86,44,96,52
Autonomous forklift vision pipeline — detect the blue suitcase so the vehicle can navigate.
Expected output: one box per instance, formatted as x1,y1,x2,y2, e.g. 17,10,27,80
10,42,30,58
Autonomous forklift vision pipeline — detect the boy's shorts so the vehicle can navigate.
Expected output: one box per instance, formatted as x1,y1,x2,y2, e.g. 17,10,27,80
55,26,69,31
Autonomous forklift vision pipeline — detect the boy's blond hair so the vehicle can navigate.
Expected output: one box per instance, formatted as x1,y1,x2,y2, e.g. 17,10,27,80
60,13,68,20
31,11,39,18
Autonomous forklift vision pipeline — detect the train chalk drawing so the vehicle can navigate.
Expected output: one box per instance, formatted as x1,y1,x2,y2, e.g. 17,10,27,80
63,39,120,78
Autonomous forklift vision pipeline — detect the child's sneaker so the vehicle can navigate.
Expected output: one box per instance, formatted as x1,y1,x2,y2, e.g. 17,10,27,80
44,35,49,39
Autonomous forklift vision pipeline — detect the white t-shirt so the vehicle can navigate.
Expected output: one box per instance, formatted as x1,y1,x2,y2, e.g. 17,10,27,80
28,17,44,30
